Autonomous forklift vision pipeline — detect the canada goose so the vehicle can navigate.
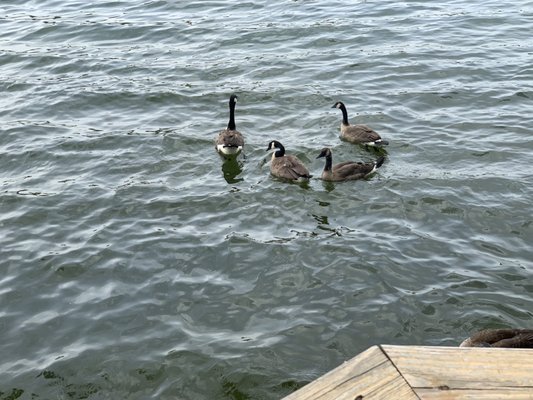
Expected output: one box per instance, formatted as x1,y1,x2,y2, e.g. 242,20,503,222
332,101,389,146
460,329,533,348
316,148,384,182
215,94,244,157
266,140,311,181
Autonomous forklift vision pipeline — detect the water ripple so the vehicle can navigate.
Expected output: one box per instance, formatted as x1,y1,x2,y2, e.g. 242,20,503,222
1,0,533,398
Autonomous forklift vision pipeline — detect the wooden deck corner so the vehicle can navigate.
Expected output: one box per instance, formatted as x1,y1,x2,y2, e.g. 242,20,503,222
282,345,533,400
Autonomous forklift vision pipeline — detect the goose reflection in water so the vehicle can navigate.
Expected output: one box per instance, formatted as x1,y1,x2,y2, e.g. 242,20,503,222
221,158,244,184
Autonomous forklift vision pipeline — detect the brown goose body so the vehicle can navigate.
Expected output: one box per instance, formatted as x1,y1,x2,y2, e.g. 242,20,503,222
460,329,533,348
266,140,311,181
332,101,389,146
317,148,384,182
216,94,244,157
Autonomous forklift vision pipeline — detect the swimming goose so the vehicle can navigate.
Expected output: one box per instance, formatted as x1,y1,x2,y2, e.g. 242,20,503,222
316,148,384,182
266,140,311,181
460,329,533,348
215,94,244,157
332,101,389,146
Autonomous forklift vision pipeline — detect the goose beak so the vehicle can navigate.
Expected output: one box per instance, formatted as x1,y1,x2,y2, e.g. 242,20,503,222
331,104,336,108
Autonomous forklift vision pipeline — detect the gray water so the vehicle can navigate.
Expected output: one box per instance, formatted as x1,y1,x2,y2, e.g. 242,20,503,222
1,1,533,398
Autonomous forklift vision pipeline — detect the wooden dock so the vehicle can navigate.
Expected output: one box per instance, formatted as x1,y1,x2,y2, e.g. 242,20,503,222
282,345,533,400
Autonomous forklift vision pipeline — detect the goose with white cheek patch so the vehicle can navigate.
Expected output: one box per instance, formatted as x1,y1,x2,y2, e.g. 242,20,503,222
266,140,311,181
332,101,389,146
317,148,384,182
215,94,244,157
460,329,533,348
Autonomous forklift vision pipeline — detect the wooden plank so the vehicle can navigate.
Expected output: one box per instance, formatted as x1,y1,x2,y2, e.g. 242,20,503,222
382,345,533,390
282,345,419,400
416,388,533,400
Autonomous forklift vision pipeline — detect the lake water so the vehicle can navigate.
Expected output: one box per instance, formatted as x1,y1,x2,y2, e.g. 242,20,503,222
1,1,532,398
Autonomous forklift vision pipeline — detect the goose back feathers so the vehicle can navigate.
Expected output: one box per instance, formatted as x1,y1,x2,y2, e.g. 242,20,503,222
266,140,311,181
460,329,533,348
216,94,244,157
332,101,389,146
317,148,384,182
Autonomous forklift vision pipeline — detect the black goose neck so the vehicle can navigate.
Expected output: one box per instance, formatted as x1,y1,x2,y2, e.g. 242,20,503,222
323,154,333,171
227,98,236,130
339,104,349,125
274,143,285,157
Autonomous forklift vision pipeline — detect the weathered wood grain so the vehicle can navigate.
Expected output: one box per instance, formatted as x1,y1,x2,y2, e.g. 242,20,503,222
282,345,418,400
283,345,533,400
416,388,533,400
382,345,533,390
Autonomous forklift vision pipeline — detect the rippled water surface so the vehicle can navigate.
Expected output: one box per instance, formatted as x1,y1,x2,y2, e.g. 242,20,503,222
1,1,533,398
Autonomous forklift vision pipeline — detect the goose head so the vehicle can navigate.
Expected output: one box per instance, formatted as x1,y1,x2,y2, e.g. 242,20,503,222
266,140,285,159
266,140,283,152
316,148,332,159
